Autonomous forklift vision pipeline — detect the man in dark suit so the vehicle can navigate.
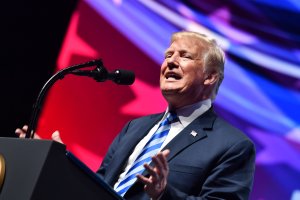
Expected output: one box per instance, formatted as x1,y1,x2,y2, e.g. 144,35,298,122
97,31,256,199
16,31,255,200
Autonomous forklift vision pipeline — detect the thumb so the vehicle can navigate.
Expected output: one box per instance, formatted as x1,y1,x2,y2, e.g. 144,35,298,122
51,130,64,144
162,149,170,158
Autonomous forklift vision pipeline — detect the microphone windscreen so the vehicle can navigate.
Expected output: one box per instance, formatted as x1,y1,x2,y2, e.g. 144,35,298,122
113,69,135,85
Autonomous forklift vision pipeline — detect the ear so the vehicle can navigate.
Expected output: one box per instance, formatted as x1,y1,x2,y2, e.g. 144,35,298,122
204,71,219,86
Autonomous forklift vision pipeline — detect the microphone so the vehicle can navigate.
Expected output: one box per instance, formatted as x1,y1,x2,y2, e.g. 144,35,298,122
108,69,135,85
71,68,135,85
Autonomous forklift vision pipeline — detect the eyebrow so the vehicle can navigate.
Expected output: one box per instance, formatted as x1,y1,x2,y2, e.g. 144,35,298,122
164,49,173,56
164,49,194,56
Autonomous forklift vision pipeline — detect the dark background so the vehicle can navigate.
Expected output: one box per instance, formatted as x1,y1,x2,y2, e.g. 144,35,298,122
0,0,78,137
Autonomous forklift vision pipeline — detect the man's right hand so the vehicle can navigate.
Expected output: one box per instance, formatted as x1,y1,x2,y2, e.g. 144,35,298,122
15,125,63,144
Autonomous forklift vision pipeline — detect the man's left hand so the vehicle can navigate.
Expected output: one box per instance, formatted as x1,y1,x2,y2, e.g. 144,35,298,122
136,149,170,200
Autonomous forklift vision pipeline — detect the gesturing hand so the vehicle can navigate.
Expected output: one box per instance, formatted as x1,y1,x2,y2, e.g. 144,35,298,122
136,149,170,200
15,125,41,139
15,125,63,144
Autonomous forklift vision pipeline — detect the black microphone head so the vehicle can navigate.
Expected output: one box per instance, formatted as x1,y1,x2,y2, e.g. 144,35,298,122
112,69,135,85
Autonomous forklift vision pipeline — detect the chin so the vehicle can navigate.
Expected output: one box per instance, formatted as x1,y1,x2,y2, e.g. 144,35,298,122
161,88,181,97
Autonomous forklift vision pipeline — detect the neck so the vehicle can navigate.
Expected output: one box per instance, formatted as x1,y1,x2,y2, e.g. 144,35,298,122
167,98,212,111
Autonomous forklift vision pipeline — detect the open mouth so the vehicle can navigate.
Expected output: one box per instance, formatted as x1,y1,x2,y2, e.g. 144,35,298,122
165,72,181,80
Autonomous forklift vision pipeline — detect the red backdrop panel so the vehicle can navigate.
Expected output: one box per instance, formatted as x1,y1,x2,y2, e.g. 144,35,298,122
37,1,167,171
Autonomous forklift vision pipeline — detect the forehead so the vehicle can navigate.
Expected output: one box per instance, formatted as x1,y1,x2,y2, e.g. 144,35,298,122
166,35,206,53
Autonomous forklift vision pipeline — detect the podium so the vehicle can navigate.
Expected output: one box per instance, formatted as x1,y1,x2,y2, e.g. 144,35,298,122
0,138,123,200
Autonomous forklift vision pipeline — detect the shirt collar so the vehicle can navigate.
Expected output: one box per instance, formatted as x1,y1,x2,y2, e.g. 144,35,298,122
164,99,212,127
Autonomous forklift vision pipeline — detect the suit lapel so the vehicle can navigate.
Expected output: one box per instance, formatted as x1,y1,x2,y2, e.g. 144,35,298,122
141,108,216,176
105,113,164,185
163,109,216,161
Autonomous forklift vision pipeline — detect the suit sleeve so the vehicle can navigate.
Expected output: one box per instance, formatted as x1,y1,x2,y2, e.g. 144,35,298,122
161,139,256,200
96,121,132,179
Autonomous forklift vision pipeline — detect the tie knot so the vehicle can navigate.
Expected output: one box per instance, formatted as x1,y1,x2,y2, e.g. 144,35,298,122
166,111,178,123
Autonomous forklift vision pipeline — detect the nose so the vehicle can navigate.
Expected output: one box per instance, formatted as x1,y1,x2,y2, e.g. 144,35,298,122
167,54,179,69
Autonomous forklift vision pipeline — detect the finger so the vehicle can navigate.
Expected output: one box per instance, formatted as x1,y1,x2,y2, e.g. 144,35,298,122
144,163,160,182
152,154,164,174
157,150,170,171
15,125,30,138
136,174,152,185
152,150,169,171
16,125,34,138
15,125,43,139
33,133,41,139
22,125,28,131
15,128,26,138
161,149,170,157
51,130,63,144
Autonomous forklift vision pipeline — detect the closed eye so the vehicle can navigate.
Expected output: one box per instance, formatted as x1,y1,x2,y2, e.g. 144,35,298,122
181,53,192,59
165,54,172,59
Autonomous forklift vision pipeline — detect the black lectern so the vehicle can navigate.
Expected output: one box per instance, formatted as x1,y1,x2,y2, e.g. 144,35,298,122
0,138,123,200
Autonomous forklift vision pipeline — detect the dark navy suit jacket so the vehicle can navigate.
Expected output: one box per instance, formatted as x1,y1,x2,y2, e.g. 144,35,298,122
97,108,256,200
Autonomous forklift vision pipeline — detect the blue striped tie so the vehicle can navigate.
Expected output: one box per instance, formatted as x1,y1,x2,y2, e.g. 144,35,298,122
115,112,177,196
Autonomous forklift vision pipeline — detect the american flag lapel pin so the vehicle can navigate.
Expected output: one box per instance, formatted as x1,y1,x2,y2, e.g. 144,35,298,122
190,130,198,137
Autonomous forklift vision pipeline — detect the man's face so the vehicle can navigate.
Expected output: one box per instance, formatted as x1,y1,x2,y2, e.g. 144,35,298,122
160,36,208,108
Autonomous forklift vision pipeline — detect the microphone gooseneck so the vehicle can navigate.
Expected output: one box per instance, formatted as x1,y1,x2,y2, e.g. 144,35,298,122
71,68,135,85
25,59,135,138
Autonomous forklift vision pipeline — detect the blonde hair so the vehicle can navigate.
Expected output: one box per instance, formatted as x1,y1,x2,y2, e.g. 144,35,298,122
171,31,225,100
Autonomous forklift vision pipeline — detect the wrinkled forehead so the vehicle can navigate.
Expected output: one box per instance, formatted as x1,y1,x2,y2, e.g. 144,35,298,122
166,35,208,55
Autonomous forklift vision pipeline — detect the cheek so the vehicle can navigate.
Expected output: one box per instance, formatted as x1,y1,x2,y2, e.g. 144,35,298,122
183,69,204,86
160,60,167,70
160,62,168,77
